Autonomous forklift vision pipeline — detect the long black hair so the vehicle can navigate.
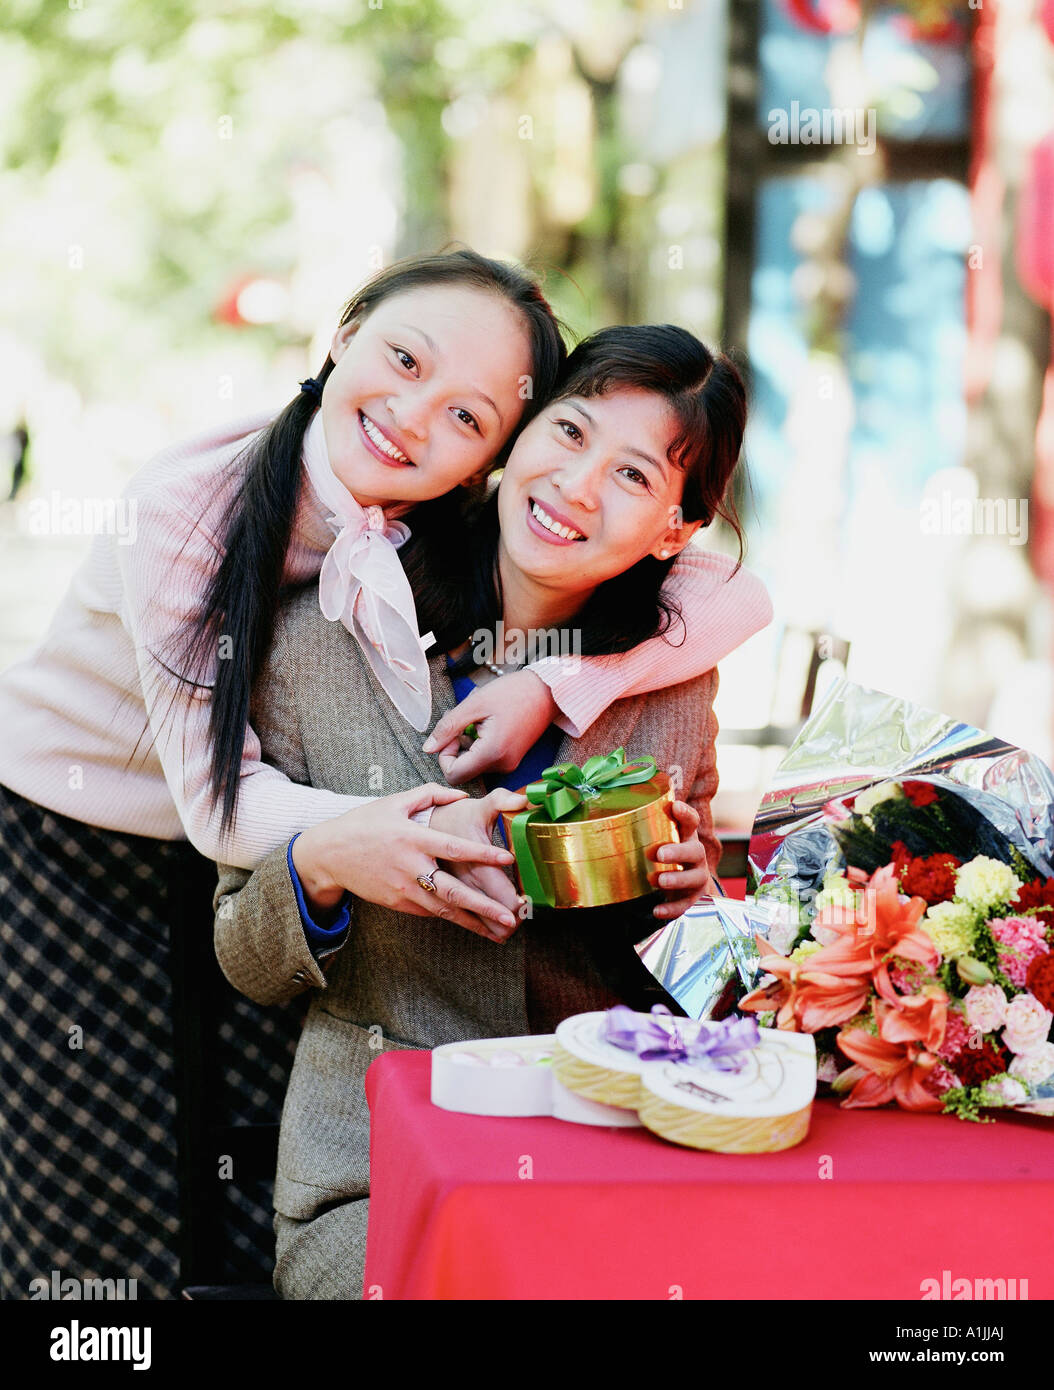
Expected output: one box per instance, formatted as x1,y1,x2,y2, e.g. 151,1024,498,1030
404,322,749,659
173,249,565,839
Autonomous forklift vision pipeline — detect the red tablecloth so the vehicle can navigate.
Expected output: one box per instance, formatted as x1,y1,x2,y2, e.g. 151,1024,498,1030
363,1051,1052,1300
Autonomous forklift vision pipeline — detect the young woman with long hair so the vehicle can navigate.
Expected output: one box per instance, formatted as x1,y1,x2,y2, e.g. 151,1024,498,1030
0,256,768,1298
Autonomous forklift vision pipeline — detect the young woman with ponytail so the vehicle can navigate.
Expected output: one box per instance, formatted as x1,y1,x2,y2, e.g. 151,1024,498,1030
0,251,770,1299
0,250,563,1300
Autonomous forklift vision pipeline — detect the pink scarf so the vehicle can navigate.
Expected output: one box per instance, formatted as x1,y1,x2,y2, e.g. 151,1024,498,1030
302,414,433,731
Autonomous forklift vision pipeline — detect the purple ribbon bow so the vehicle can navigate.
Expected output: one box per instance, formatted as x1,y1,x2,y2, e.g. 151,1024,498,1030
601,1005,760,1071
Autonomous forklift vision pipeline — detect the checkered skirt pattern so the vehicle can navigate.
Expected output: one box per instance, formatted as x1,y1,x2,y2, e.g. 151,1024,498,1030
0,784,300,1300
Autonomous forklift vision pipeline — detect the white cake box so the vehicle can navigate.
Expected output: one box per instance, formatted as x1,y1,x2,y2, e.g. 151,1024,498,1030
430,1034,641,1125
551,1010,659,1111
430,1035,557,1116
429,1019,814,1149
638,1029,817,1153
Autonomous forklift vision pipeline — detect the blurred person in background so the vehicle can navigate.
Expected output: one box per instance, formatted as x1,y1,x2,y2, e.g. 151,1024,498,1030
4,418,29,502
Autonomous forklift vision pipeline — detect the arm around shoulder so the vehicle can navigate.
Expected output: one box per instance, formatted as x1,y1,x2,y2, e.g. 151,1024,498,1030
532,548,772,737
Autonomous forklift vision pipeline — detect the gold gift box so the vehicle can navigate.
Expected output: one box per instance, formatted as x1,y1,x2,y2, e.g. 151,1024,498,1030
501,771,680,909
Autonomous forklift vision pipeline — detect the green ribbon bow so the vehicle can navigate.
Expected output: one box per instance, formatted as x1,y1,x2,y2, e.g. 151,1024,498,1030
510,747,658,908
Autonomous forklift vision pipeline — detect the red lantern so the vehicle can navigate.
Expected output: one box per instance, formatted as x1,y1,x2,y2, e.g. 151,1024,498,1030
213,273,258,328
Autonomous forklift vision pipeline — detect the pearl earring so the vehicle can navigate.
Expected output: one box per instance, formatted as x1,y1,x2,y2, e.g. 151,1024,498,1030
659,548,670,559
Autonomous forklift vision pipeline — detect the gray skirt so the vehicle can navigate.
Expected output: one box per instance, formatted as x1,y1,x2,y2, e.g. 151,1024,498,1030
0,782,302,1300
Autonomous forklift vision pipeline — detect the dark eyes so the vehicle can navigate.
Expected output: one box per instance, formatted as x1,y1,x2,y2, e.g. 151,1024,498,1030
554,417,651,489
391,346,418,373
619,465,649,488
391,345,481,434
453,407,481,434
555,418,583,443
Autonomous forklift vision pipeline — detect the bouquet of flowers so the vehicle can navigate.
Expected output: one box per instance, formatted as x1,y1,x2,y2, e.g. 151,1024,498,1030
730,680,1054,1121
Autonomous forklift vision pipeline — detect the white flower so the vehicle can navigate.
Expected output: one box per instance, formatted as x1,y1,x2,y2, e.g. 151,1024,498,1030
1008,1043,1054,1087
979,1075,1029,1108
922,900,979,959
853,781,902,818
1002,993,1054,1057
963,983,1009,1035
954,856,1023,915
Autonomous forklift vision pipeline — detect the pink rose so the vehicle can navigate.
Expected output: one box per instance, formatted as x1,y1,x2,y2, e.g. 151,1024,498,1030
964,983,1009,1035
1002,993,1054,1057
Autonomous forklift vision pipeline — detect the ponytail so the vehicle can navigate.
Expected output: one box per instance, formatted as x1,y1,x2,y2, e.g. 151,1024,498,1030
174,384,329,840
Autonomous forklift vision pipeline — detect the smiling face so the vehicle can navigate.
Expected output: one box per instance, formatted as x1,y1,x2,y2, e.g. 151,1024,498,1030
319,284,534,507
496,386,702,609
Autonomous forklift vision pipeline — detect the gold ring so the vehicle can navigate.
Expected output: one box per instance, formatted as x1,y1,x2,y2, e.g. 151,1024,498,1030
416,872,438,894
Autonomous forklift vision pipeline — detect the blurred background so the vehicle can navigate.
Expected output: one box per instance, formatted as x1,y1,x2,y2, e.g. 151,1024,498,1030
2,0,1053,843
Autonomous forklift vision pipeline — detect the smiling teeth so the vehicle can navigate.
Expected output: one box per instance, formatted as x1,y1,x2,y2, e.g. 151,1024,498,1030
531,500,584,541
361,413,411,463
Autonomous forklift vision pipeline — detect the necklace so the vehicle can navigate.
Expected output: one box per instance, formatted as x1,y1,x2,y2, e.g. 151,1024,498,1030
447,648,526,681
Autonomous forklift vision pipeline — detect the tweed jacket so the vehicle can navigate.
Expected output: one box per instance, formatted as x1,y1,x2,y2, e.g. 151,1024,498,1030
214,585,721,1222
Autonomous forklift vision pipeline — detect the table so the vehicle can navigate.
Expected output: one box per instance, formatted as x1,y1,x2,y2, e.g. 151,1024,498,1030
363,1051,1052,1300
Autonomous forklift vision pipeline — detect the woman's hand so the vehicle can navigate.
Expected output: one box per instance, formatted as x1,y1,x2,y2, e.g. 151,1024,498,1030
422,669,558,785
651,799,716,919
290,783,521,944
428,788,529,934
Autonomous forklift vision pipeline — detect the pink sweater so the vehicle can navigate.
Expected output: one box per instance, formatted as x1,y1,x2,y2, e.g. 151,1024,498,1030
0,412,773,870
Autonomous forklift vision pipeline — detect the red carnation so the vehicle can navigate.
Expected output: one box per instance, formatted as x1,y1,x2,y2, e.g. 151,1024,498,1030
903,781,939,808
890,840,913,878
1011,877,1054,913
900,852,962,906
1026,953,1054,1011
953,1039,1010,1089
